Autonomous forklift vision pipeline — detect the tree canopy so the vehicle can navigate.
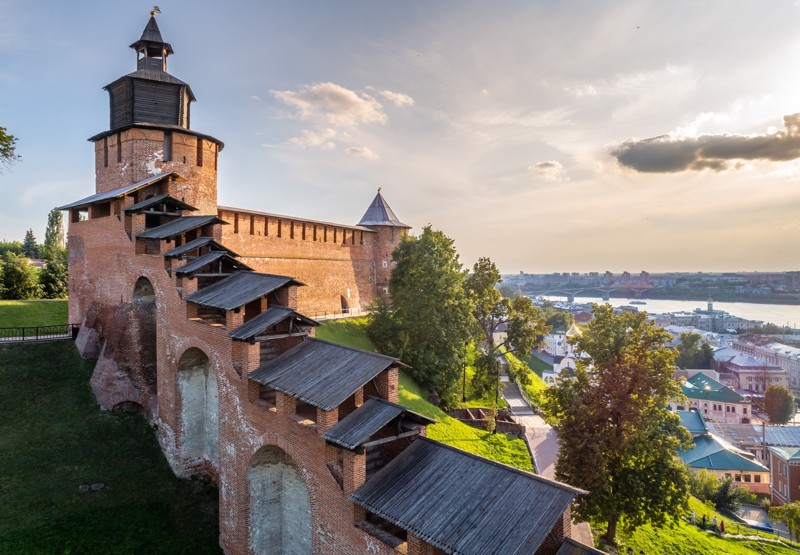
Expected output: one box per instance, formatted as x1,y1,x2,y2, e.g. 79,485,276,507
43,209,65,260
543,303,691,544
770,501,800,542
675,332,713,369
0,126,19,172
367,226,473,407
1,252,41,300
21,229,39,259
466,257,548,398
765,385,795,425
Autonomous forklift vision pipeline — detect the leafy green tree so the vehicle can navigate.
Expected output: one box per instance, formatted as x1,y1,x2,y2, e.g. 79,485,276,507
465,258,549,399
711,476,753,512
0,240,22,256
367,226,473,407
770,501,800,541
689,469,720,501
1,252,41,299
39,248,68,299
765,385,795,424
543,303,692,544
42,209,65,260
0,125,19,172
544,309,573,331
21,229,39,259
675,332,713,369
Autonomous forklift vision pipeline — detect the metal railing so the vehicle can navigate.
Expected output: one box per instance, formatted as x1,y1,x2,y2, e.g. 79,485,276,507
0,323,80,343
298,307,368,321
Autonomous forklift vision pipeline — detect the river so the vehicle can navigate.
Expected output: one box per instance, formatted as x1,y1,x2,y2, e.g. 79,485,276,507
540,296,800,328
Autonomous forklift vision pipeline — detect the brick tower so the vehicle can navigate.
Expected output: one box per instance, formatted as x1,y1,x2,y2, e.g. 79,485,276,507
88,11,223,215
357,189,410,300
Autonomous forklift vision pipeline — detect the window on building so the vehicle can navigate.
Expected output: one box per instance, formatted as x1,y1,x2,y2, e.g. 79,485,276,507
744,474,751,482
164,132,173,162
117,135,122,162
755,475,761,483
197,138,203,167
103,137,108,167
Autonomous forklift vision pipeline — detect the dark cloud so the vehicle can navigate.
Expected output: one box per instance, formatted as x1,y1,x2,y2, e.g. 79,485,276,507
612,113,800,173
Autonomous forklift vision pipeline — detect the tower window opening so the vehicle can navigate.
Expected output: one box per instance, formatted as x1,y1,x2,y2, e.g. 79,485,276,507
197,138,204,167
313,225,317,241
264,216,269,236
277,220,282,238
103,137,108,167
214,145,218,170
290,222,295,240
234,213,239,234
302,223,306,241
164,132,173,162
250,215,255,235
116,134,122,162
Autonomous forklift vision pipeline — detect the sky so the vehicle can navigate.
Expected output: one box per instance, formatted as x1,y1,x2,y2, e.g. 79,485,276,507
1,1,799,274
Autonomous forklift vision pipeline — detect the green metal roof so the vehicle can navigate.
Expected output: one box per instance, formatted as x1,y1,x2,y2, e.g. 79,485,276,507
682,373,745,404
769,446,800,462
681,435,767,472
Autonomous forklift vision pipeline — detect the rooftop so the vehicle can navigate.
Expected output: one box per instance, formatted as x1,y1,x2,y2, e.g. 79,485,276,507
248,338,404,411
185,271,302,311
351,437,583,555
323,398,433,451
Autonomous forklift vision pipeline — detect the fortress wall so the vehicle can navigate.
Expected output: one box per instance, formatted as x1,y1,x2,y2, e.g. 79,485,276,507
68,212,400,554
219,209,379,313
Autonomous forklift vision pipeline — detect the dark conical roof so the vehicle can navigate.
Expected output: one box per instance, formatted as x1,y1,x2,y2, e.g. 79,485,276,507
130,14,174,56
357,191,410,228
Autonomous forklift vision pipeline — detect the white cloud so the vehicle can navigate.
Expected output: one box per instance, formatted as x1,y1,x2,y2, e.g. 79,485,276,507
272,82,386,127
379,90,415,107
346,146,379,160
528,160,567,181
287,128,337,150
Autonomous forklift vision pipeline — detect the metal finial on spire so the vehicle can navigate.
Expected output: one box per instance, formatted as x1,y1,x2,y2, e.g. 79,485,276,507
378,187,382,192
151,5,161,16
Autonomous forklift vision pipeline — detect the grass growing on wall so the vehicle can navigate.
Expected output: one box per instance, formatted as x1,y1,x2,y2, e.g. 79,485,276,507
317,318,533,471
0,299,68,328
0,342,221,553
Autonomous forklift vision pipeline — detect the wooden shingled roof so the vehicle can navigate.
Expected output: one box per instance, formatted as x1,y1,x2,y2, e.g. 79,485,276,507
351,437,584,555
229,306,318,341
136,215,226,240
56,171,178,211
185,272,302,311
174,251,253,278
248,338,405,411
323,398,433,451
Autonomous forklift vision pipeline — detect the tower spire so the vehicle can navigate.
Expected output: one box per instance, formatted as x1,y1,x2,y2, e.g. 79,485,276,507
130,8,173,71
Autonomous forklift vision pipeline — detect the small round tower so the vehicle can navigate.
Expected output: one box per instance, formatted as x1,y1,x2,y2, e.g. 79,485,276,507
357,190,410,300
89,11,223,214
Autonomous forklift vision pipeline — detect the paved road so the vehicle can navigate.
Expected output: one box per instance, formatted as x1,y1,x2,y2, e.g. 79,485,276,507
501,378,559,480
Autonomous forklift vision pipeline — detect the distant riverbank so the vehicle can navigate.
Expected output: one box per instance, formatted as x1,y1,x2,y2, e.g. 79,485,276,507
539,296,800,328
527,289,800,306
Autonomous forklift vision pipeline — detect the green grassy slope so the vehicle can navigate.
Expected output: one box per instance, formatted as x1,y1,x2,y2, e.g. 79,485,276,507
315,318,533,471
0,342,221,553
0,299,68,328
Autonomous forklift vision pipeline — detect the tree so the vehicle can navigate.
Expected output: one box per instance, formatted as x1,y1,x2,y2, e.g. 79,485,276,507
1,252,41,299
0,240,22,257
689,470,753,512
21,229,39,259
39,248,68,299
367,226,474,407
42,209,65,259
770,501,800,542
543,304,692,544
675,332,713,369
466,258,548,398
544,309,573,331
765,385,795,425
0,125,19,172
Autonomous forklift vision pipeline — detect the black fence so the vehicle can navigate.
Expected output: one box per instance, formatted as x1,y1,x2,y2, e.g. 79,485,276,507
0,324,80,343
